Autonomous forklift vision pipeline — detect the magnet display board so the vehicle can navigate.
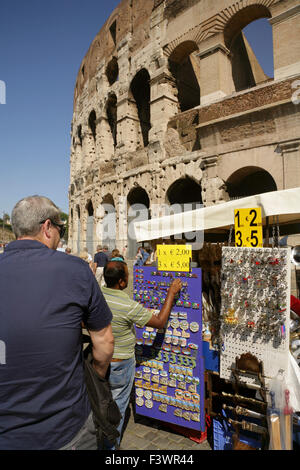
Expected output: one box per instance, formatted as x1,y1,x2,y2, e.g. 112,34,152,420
220,247,291,386
133,267,205,432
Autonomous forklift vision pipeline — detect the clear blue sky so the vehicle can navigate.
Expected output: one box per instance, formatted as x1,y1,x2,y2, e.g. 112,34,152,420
0,2,273,218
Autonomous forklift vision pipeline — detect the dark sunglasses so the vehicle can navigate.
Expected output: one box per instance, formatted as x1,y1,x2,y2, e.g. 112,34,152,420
40,219,66,238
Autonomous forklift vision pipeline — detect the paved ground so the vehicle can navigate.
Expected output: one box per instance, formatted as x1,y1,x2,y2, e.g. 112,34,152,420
119,401,212,451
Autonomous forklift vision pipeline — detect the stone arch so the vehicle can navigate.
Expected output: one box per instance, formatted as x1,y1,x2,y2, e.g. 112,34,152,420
166,176,203,208
223,4,272,49
106,93,117,148
198,0,276,42
165,177,203,245
163,25,204,58
75,177,84,191
223,4,273,91
168,41,200,112
100,193,116,251
78,59,87,92
106,57,119,86
76,204,81,254
127,186,150,258
130,69,151,147
85,111,97,166
102,193,115,207
86,200,94,217
127,186,150,209
86,200,94,255
77,125,82,146
88,110,97,141
88,38,102,78
226,166,277,199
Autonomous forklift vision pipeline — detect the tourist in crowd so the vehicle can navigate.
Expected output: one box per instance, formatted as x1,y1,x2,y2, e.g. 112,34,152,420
79,251,95,272
83,246,93,262
110,248,121,259
102,260,182,449
0,195,114,450
94,245,109,286
144,247,156,265
134,246,149,266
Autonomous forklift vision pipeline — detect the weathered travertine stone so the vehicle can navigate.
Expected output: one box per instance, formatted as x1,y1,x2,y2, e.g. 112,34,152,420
69,0,300,257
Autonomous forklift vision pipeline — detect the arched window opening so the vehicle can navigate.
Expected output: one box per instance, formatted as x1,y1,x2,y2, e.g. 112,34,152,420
243,18,274,79
166,177,202,245
101,194,116,252
109,20,117,46
130,69,151,147
168,41,200,112
77,125,82,146
88,110,97,141
86,201,94,255
106,93,117,147
226,167,277,199
102,194,115,207
166,177,202,209
106,57,119,86
127,186,150,258
86,200,94,217
224,6,273,92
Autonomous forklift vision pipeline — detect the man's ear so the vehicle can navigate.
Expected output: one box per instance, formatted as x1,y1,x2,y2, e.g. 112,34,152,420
43,220,52,240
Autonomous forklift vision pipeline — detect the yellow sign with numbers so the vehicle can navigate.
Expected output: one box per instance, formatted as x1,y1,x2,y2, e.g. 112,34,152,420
157,245,192,272
234,208,263,248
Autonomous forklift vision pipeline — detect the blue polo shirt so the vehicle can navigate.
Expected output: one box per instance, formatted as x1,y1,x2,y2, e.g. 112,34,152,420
0,240,112,450
94,251,109,268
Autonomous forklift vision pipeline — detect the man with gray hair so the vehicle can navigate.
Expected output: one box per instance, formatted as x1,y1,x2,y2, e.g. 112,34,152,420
0,195,114,450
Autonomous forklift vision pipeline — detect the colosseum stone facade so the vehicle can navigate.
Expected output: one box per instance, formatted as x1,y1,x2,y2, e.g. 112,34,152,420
69,0,300,258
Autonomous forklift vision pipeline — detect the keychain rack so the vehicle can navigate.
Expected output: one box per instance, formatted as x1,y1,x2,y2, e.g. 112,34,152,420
220,246,291,388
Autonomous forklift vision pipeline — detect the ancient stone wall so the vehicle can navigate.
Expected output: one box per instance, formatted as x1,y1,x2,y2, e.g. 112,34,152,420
69,0,300,257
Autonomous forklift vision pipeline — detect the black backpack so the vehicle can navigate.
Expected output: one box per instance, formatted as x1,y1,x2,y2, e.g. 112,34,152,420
83,342,121,449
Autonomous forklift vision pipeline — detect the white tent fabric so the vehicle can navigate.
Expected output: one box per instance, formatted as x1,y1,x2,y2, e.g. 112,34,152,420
134,187,300,242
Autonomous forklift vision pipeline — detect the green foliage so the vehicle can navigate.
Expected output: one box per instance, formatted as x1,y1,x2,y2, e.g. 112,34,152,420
60,211,69,241
3,213,10,224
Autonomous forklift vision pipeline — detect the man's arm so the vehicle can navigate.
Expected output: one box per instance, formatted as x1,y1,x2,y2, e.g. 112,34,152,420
145,278,182,329
88,324,114,378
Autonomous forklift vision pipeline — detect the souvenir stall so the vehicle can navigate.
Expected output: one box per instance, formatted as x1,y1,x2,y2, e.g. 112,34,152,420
133,245,206,437
133,187,300,450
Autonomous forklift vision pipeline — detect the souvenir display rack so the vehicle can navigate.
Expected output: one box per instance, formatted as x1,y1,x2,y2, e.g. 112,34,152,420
133,266,205,432
220,247,291,387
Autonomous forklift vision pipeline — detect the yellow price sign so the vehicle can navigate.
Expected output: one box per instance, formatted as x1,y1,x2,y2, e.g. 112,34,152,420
157,245,192,272
234,208,263,248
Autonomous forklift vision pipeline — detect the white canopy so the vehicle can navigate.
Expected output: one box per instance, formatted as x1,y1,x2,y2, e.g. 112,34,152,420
134,187,300,242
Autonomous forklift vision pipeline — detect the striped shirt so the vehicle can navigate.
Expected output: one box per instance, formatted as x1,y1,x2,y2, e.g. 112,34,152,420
102,286,153,359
